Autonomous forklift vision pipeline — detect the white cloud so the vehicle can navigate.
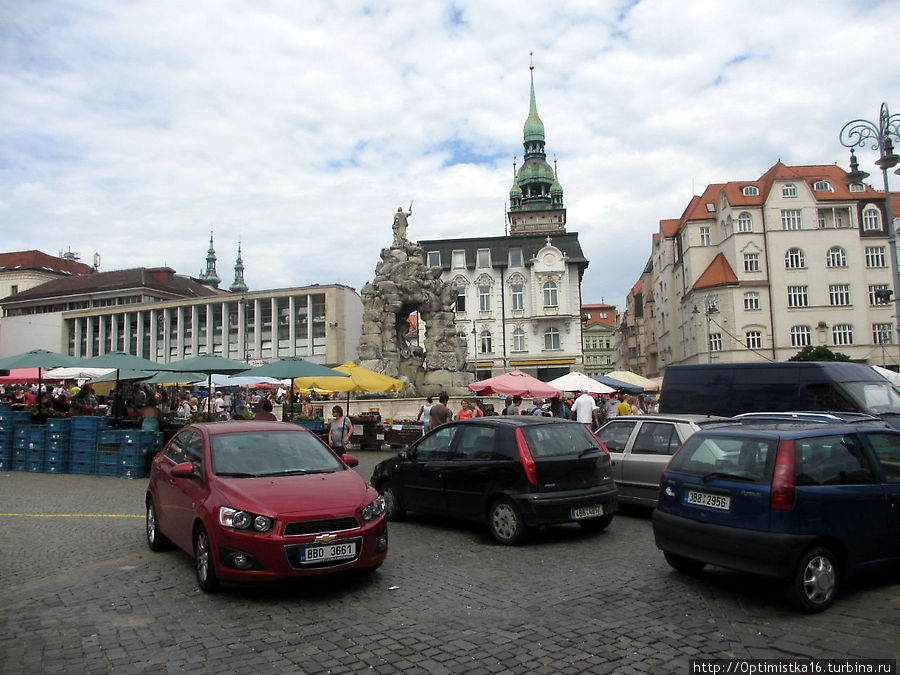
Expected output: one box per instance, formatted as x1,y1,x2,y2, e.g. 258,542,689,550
1,0,898,306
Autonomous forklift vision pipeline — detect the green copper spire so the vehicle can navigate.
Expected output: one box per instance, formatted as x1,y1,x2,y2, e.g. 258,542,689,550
229,242,248,293
523,54,545,144
199,229,221,287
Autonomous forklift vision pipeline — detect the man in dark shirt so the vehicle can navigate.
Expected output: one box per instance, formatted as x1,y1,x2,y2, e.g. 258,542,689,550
428,392,453,428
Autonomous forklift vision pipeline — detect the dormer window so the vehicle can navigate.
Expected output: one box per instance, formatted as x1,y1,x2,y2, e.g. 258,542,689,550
705,203,715,213
742,186,759,197
783,184,797,198
813,180,832,192
849,183,865,193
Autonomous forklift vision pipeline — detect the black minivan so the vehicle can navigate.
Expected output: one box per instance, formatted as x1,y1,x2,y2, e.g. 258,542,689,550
660,362,900,428
370,417,617,545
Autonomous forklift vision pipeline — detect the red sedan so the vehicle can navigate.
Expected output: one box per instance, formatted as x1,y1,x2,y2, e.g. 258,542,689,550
145,421,387,592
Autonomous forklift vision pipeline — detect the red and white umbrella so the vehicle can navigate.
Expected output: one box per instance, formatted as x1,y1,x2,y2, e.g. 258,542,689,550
468,370,563,398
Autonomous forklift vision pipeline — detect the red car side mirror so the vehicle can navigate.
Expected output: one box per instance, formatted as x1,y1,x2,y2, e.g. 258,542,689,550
341,453,359,468
171,461,200,479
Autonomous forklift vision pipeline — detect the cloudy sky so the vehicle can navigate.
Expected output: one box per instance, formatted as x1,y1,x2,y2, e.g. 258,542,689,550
2,1,898,308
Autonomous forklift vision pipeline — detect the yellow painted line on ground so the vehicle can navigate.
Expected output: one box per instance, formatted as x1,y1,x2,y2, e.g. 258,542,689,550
0,513,143,518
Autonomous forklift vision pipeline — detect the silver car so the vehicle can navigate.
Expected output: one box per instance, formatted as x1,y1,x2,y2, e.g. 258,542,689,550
594,415,722,507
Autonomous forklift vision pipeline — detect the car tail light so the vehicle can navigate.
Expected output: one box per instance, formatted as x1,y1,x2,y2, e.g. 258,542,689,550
771,439,796,512
514,428,537,486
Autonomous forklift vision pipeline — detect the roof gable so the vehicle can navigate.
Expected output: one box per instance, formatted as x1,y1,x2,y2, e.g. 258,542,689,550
692,253,739,291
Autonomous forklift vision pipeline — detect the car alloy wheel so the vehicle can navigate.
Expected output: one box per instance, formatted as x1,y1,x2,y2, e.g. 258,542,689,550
145,498,170,552
194,526,219,593
380,482,406,521
489,498,528,546
786,546,839,612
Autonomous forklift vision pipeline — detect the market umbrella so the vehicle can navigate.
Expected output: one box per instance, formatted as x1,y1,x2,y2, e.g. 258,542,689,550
165,354,257,421
45,367,115,381
293,362,404,419
78,352,172,420
604,370,660,391
0,349,82,420
239,357,350,421
593,373,644,395
468,370,563,398
546,371,615,395
0,368,65,385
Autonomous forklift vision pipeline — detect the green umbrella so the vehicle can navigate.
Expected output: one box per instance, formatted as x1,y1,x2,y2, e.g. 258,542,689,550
235,357,349,421
0,350,83,421
79,352,170,421
166,354,256,421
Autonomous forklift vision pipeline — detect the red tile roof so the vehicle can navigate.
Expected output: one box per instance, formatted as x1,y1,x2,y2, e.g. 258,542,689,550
0,250,94,277
692,253,739,291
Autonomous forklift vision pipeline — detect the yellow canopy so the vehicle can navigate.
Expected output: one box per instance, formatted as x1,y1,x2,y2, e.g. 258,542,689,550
293,362,405,394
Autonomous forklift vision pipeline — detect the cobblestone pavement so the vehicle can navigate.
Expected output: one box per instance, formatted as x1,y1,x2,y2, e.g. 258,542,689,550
1,453,898,674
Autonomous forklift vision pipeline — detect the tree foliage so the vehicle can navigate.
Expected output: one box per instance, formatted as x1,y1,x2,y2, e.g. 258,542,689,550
788,345,851,362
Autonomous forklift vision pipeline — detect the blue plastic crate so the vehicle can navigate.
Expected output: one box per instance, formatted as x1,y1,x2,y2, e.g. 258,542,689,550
71,416,108,430
47,418,72,431
100,430,124,444
0,448,10,471
46,439,71,455
141,431,163,449
69,459,94,474
44,447,68,465
44,461,65,473
70,438,97,452
119,463,147,479
12,454,28,471
26,457,44,472
95,461,118,476
0,411,31,424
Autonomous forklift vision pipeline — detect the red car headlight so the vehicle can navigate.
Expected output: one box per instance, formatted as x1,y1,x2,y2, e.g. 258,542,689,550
220,506,273,532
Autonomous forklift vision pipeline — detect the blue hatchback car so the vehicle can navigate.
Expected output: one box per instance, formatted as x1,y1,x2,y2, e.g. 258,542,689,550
652,422,900,611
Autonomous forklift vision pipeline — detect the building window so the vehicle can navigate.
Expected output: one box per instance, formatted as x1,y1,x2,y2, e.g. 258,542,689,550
826,246,847,268
813,180,832,192
781,209,802,230
832,324,854,346
817,211,827,229
744,292,760,310
835,212,845,228
849,183,865,193
599,311,607,319
742,185,759,197
705,203,715,213
477,249,491,268
869,284,891,305
791,325,811,347
737,212,752,232
511,284,524,311
10,285,17,295
427,251,441,267
543,281,558,308
455,287,466,312
480,330,492,353
451,250,466,269
745,331,762,349
787,286,809,308
478,285,491,312
865,246,886,268
785,248,805,269
873,323,894,344
829,284,850,306
743,253,760,272
512,328,525,352
863,207,882,231
700,227,711,246
544,327,560,350
709,333,722,352
509,248,523,267
783,184,797,198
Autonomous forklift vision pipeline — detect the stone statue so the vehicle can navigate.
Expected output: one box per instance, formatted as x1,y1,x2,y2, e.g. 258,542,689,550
392,202,412,246
356,204,471,396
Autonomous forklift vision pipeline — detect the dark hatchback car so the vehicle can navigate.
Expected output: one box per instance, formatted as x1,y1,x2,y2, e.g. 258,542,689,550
146,422,388,592
653,422,900,611
370,417,617,545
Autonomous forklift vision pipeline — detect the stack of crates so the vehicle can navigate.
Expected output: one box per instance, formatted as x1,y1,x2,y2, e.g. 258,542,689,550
14,426,46,472
0,405,28,471
94,429,163,478
44,418,72,473
96,430,123,476
70,416,108,474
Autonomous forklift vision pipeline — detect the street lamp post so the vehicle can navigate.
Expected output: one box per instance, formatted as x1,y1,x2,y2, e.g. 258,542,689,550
471,321,478,378
840,103,900,364
693,294,719,364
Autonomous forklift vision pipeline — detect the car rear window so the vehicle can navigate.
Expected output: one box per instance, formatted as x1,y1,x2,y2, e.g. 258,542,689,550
796,434,876,485
668,434,776,483
522,422,602,458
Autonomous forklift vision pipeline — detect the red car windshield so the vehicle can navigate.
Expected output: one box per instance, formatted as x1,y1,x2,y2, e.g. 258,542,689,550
211,430,345,477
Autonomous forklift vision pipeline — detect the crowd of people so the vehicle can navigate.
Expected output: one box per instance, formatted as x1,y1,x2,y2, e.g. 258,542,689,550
413,390,659,433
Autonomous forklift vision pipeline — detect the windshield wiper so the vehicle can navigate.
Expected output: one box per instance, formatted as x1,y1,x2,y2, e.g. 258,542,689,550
701,471,755,483
216,472,258,478
256,469,310,477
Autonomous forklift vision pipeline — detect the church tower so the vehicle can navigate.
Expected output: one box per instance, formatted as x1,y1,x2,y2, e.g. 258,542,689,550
198,230,222,288
229,242,248,293
508,58,566,235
